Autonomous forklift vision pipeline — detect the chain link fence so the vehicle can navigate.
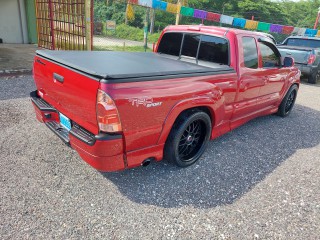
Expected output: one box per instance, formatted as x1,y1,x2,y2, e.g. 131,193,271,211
36,0,91,50
93,1,148,52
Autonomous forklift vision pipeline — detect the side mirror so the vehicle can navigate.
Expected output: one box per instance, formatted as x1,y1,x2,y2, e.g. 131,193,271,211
283,56,294,67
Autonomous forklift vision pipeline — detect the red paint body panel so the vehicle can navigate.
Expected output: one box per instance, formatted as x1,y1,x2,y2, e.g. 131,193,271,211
69,135,125,172
31,25,301,172
33,57,100,135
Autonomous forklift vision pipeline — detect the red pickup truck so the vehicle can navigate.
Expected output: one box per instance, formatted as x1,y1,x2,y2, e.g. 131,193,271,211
30,25,300,172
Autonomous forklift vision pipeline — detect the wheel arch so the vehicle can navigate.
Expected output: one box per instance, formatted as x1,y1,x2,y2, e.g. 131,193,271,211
157,102,215,146
284,82,300,98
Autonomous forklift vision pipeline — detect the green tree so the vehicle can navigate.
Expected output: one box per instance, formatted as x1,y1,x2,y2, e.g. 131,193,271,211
280,0,320,28
237,0,287,24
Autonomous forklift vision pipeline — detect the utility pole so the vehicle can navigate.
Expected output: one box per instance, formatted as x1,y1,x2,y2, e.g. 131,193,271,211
175,0,182,25
85,0,92,50
144,8,150,51
314,7,320,29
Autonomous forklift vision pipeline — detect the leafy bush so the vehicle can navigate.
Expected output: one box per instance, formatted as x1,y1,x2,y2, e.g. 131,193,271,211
94,2,126,24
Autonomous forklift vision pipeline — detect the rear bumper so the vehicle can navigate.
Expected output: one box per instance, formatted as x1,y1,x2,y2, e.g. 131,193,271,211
30,91,125,172
296,64,317,76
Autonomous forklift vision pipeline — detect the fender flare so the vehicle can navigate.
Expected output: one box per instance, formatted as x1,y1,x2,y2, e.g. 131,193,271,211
282,69,300,100
156,97,217,145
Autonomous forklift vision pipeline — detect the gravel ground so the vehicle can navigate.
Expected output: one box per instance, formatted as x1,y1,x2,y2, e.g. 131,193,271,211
1,76,319,239
0,44,36,71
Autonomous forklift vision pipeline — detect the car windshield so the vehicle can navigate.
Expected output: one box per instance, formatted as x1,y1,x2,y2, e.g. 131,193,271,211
285,38,320,48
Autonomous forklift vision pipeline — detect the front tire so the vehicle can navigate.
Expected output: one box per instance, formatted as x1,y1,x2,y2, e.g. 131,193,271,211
277,85,298,117
164,111,212,167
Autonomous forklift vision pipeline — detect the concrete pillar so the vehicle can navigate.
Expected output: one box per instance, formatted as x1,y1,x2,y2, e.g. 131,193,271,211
18,0,29,43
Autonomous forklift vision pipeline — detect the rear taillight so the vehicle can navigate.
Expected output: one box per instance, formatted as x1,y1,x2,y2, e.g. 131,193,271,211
96,89,122,133
308,53,316,65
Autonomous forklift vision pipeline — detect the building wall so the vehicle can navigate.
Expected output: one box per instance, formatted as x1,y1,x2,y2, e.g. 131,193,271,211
0,0,28,43
25,0,37,43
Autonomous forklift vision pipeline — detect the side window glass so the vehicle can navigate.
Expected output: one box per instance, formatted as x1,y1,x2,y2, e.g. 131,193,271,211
242,37,258,69
259,43,280,68
157,32,183,56
198,35,229,65
181,34,201,58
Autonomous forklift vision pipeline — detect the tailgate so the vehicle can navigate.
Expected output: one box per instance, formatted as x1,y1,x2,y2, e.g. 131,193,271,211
33,55,100,135
278,47,312,64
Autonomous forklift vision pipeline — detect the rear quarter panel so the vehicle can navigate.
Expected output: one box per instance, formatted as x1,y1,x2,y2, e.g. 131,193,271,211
101,73,238,152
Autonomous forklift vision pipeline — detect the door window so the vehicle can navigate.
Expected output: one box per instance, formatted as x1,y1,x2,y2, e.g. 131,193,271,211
259,43,280,68
242,37,258,69
198,35,228,65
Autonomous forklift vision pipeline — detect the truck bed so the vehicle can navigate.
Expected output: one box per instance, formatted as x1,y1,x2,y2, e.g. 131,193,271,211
36,50,234,81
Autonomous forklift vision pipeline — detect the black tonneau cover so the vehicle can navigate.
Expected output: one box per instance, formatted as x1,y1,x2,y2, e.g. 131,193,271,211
36,50,233,80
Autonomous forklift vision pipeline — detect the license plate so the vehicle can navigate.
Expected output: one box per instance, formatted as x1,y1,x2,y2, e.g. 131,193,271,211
59,113,71,131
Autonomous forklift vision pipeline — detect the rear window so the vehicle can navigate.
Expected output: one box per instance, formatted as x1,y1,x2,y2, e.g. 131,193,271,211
181,34,201,58
157,32,229,65
157,32,183,57
285,38,320,48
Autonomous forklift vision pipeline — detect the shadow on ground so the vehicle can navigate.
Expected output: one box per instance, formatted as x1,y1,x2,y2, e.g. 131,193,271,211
102,104,320,208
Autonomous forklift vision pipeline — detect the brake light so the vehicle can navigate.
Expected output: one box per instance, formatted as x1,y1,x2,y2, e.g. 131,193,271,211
96,89,122,133
308,53,316,65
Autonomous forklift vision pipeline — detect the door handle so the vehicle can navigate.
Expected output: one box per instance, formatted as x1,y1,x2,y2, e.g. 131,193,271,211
36,59,45,65
53,73,64,83
228,81,235,87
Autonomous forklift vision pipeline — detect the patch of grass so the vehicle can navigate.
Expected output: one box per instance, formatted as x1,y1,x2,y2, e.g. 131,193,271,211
94,45,152,52
100,23,161,43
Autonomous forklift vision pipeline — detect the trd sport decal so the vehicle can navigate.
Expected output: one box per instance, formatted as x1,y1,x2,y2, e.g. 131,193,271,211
128,97,163,108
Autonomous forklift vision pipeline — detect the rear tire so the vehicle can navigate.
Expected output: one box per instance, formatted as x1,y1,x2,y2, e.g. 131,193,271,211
308,69,320,84
277,85,298,117
164,111,212,167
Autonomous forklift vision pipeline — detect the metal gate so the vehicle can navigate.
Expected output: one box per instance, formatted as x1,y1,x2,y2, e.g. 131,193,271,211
35,0,92,50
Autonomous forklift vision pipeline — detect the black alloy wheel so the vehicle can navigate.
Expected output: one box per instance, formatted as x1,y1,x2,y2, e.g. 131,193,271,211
164,111,212,167
277,84,298,117
285,90,296,113
178,119,205,162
